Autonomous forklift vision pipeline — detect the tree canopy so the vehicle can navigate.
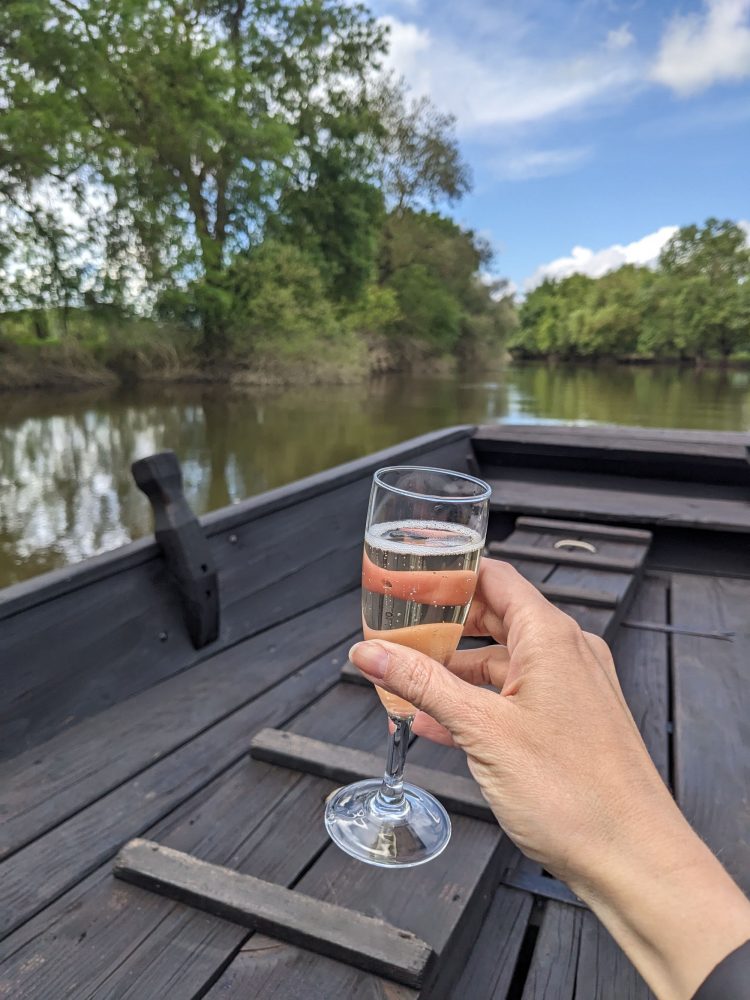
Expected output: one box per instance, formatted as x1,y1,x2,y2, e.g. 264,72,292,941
511,220,750,363
0,0,511,367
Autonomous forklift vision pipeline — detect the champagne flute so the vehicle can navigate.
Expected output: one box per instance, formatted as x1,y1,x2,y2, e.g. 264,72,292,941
324,465,491,867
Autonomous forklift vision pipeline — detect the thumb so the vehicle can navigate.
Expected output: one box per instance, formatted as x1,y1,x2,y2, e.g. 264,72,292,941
349,639,501,745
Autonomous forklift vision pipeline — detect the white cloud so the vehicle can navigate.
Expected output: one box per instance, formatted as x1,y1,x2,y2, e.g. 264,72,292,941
606,24,634,50
652,0,750,95
524,224,679,289
492,146,592,180
381,15,641,133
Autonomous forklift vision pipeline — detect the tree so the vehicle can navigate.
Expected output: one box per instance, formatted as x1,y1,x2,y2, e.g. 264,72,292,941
372,76,471,212
660,218,750,283
0,0,386,347
379,208,507,358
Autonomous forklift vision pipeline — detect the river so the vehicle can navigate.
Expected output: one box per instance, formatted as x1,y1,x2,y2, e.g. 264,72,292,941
2,363,749,589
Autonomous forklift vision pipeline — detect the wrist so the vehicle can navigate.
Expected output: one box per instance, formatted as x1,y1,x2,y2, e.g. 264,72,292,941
572,803,750,999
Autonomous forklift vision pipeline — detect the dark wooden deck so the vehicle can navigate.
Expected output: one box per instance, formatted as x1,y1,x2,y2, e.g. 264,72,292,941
0,424,748,999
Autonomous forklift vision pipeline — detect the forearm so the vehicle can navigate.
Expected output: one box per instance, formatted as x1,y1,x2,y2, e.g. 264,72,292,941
572,806,750,1000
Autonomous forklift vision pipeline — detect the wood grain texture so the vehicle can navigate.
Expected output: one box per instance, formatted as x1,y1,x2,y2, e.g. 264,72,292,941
486,469,750,533
203,938,419,1000
575,912,655,1000
488,542,642,572
671,574,750,892
473,425,750,486
446,885,533,1000
0,590,359,860
114,839,434,988
514,517,652,542
0,432,472,760
521,903,582,1000
0,686,388,998
0,637,358,941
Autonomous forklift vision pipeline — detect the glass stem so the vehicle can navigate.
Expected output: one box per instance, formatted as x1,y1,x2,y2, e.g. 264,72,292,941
377,716,412,809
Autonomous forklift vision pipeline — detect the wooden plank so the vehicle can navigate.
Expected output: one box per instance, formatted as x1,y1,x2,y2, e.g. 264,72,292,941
475,423,750,446
0,430,473,760
521,902,583,1000
114,838,435,989
446,884,533,999
473,425,750,486
203,939,418,999
0,638,357,941
0,589,360,861
250,729,494,823
214,686,512,998
671,574,750,893
0,686,390,998
514,517,652,542
611,577,670,783
574,912,655,1000
488,542,643,572
537,583,618,609
486,471,750,533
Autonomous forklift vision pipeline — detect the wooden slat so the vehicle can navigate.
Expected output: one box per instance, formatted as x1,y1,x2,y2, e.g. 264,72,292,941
446,885,533,1000
473,425,750,486
671,574,750,893
575,912,655,1000
537,583,618,609
0,589,359,861
250,728,494,823
515,517,652,542
204,940,417,1000
114,839,435,989
475,423,750,447
211,671,513,999
486,471,750,533
0,638,357,941
488,542,642,572
0,684,389,998
521,903,583,1000
0,429,473,760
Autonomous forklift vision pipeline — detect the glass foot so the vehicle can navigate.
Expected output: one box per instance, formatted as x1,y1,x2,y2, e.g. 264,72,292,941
324,778,451,868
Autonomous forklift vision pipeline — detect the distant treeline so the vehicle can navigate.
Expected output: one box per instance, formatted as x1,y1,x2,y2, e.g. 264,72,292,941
511,219,750,363
0,0,513,382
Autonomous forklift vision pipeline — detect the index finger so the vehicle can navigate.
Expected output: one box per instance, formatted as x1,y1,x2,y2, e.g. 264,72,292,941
462,558,562,646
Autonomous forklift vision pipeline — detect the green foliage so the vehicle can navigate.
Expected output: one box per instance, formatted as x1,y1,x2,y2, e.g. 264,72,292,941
379,209,510,359
0,0,503,373
372,76,471,211
224,240,340,357
0,0,386,343
514,220,750,362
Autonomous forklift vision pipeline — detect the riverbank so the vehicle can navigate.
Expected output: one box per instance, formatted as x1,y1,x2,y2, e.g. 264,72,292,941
0,310,465,390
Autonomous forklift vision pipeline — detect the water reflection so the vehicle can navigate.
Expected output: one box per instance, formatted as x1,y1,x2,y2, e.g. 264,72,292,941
1,364,748,587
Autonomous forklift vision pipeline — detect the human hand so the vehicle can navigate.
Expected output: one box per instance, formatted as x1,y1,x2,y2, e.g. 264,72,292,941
349,558,750,999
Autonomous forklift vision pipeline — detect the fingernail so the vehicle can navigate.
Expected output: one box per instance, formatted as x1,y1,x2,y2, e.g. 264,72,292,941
349,641,389,679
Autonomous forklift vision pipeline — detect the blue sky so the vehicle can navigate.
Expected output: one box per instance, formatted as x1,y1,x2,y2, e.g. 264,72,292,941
369,0,750,291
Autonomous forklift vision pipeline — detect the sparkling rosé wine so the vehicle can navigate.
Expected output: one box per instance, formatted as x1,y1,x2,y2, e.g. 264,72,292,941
361,519,483,717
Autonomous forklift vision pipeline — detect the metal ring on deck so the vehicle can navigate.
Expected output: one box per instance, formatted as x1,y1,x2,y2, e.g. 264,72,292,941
553,538,598,554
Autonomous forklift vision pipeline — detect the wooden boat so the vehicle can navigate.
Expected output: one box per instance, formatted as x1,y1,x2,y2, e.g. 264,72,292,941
1,423,748,999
